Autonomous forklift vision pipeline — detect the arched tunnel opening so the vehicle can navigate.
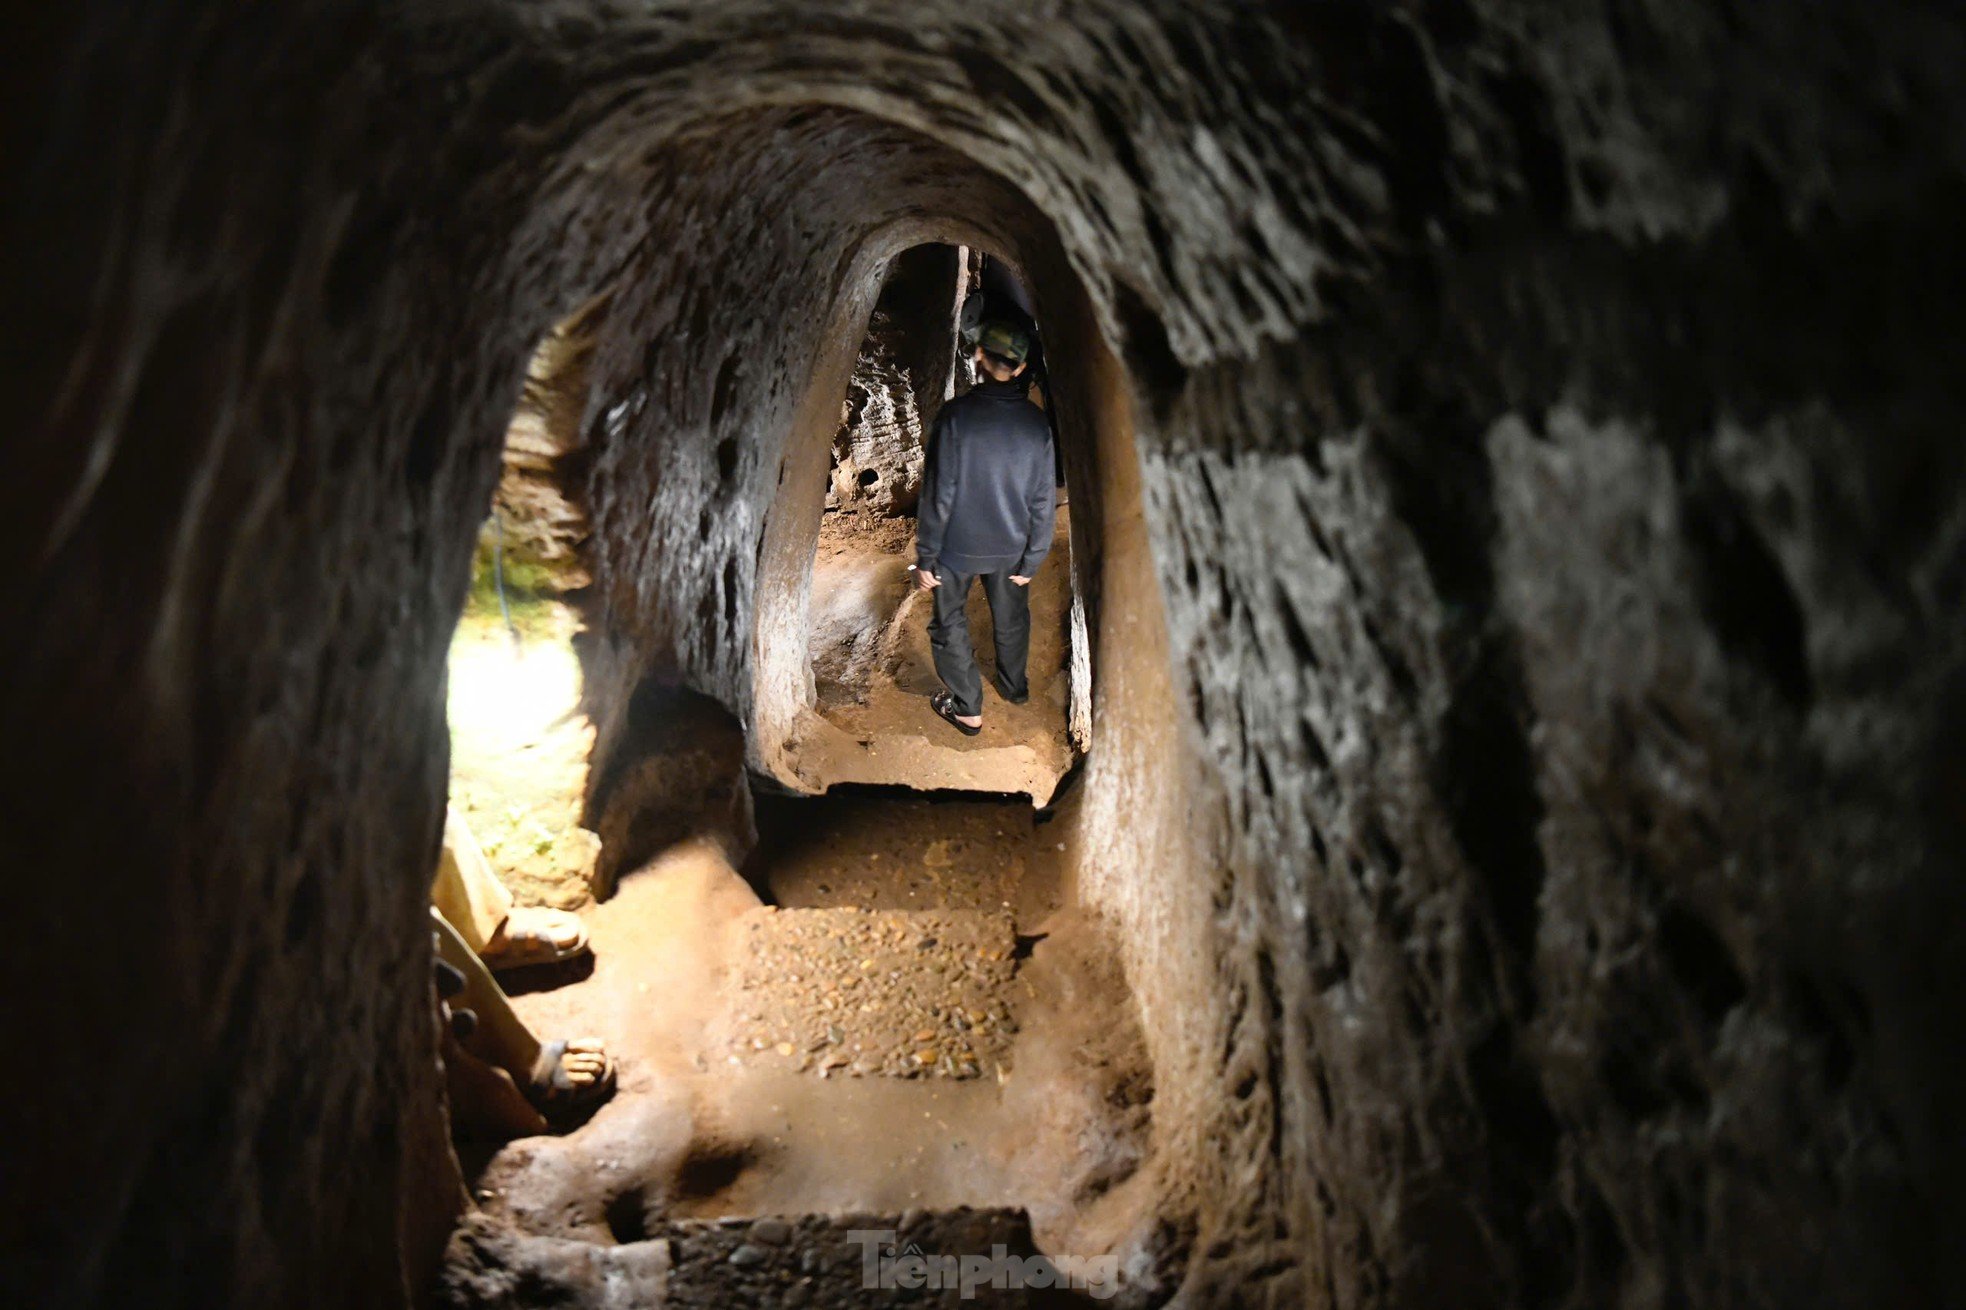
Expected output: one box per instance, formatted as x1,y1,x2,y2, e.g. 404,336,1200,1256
435,220,1151,1277
765,240,1090,799
8,6,1966,1310
751,205,1130,816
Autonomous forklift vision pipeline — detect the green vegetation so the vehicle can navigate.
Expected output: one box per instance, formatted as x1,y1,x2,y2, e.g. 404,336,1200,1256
460,520,565,641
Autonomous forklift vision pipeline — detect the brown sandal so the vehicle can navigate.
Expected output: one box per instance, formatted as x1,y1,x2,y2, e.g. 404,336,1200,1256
481,908,590,969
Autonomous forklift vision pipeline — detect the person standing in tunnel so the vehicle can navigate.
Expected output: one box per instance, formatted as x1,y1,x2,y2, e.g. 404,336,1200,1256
912,320,1056,735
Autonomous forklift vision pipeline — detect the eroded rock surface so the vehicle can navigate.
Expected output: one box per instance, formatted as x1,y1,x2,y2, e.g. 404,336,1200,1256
827,312,929,515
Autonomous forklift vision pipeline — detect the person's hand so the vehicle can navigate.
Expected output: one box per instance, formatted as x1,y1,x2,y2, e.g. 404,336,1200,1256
915,566,940,591
1010,575,1031,587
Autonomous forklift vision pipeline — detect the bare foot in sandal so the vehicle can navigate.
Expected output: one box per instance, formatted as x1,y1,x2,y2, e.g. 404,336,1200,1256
930,690,982,736
526,1037,616,1128
481,907,589,970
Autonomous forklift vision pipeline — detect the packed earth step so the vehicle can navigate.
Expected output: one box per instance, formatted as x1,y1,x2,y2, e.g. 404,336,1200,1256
721,907,1022,1080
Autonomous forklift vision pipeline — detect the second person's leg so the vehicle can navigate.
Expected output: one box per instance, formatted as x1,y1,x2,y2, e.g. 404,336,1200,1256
433,909,542,1075
432,806,588,969
431,806,514,955
432,910,615,1133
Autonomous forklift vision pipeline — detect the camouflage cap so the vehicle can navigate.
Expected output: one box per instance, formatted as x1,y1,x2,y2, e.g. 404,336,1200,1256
977,319,1031,365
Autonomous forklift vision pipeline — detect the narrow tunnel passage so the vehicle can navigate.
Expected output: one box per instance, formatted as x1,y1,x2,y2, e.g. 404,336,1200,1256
768,242,1088,803
438,219,1154,1302
9,7,1966,1310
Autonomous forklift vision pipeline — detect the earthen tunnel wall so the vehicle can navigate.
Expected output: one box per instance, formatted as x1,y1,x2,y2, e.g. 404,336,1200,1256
6,4,1965,1308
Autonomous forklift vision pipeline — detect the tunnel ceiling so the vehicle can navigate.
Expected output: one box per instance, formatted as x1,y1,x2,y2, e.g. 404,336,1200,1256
7,3,1966,1309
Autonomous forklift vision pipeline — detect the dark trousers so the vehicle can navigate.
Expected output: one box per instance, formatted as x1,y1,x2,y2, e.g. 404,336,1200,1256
927,566,1030,717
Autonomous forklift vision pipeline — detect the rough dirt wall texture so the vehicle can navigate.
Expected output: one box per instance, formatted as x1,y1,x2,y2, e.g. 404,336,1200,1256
566,110,1047,772
823,246,963,515
826,309,930,515
1136,7,1966,1306
492,299,604,589
7,3,1965,1309
3,7,662,1306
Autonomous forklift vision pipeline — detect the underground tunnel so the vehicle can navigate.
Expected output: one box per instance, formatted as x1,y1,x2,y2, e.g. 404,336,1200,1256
5,4,1966,1309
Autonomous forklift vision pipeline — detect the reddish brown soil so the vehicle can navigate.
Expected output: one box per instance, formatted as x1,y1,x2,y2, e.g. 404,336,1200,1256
470,793,1151,1264
792,507,1079,800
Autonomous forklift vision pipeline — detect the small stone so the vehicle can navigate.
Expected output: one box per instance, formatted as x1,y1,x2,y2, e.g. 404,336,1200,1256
750,1217,793,1245
776,1042,795,1057
729,1243,770,1268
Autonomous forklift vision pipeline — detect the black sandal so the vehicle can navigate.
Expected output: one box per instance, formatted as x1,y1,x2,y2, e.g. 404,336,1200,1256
930,691,982,736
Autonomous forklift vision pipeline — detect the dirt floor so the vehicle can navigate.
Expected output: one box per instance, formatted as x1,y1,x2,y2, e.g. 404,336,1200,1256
787,506,1080,801
446,505,1148,1295
446,600,599,908
464,791,1153,1281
